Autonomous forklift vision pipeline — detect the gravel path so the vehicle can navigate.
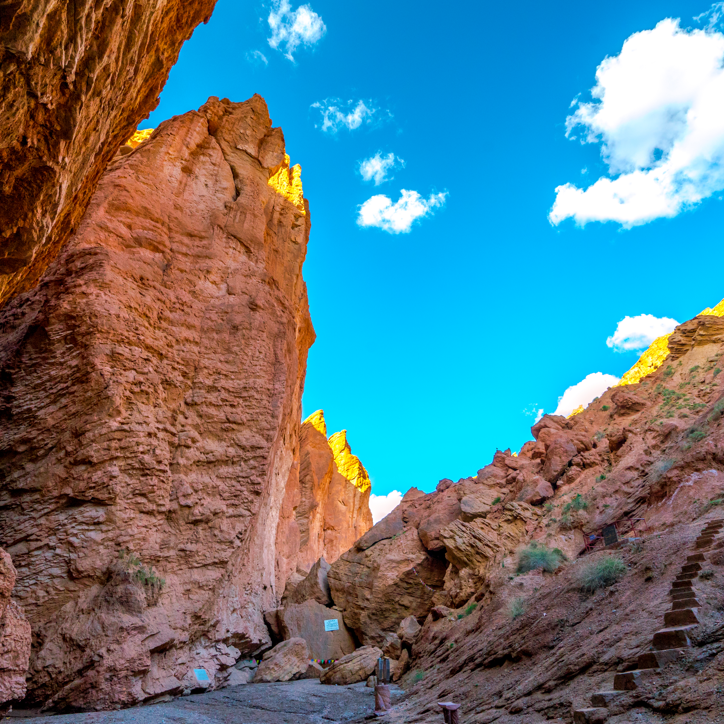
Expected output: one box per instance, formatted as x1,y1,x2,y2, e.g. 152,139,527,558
7,681,405,724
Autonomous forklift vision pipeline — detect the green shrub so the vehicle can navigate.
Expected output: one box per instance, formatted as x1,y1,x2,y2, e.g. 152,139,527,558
601,405,610,411
517,543,566,573
700,569,714,580
649,458,675,482
596,474,606,482
690,365,700,373
492,496,502,505
578,556,627,592
118,549,166,591
412,670,424,683
714,368,722,378
687,428,707,442
563,494,588,513
457,602,478,619
663,366,675,378
709,399,724,423
509,597,526,619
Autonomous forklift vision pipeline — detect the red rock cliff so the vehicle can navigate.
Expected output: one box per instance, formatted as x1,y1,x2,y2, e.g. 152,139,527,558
276,410,373,591
0,0,217,307
0,95,315,711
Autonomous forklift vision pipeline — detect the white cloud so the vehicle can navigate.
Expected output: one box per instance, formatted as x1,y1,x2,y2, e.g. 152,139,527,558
357,190,447,233
247,50,268,65
550,17,724,227
554,372,620,417
696,2,724,30
359,152,405,185
311,99,386,133
523,404,545,423
267,0,326,61
606,313,679,352
369,490,403,524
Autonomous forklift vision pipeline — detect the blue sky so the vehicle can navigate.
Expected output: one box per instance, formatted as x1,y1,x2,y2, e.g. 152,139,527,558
147,0,724,515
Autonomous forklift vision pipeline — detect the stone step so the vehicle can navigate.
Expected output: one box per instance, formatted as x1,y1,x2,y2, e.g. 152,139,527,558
671,580,693,589
637,648,684,669
591,691,623,707
703,526,723,532
670,587,695,598
672,598,700,610
614,669,657,690
687,553,706,563
664,608,699,627
681,563,702,573
676,572,698,581
573,708,608,723
695,539,715,549
653,626,696,650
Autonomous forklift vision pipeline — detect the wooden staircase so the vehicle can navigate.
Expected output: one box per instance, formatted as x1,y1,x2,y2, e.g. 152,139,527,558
573,519,723,724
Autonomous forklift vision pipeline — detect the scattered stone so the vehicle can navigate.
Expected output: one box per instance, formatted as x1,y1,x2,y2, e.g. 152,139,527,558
320,646,382,686
253,639,310,684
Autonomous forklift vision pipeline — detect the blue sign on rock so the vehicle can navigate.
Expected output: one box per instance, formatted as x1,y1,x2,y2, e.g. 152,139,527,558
194,668,210,682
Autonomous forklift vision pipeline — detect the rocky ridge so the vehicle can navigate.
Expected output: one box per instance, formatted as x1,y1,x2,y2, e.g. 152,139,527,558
0,0,218,307
327,302,724,722
0,95,371,712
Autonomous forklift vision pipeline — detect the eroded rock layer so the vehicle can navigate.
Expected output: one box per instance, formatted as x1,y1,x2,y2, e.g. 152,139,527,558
0,95,315,711
0,0,217,307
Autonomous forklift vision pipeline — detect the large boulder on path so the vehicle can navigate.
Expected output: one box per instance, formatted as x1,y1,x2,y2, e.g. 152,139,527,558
397,616,421,647
289,558,332,606
278,600,356,662
320,646,382,686
253,639,310,683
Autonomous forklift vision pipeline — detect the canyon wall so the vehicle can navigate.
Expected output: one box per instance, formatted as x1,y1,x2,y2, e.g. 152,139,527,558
0,95,317,711
0,0,217,307
276,410,373,592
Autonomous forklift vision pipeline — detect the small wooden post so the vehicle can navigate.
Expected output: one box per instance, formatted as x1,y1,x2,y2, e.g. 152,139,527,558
438,702,460,724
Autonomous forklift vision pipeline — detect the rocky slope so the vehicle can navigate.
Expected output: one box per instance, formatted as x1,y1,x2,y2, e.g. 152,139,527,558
0,0,217,308
332,303,724,722
0,94,373,712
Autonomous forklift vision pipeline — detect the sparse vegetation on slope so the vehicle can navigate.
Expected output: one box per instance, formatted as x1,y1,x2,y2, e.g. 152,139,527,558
517,543,566,573
577,556,626,592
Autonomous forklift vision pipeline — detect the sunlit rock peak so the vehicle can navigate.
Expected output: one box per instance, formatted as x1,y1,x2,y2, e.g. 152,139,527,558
127,129,154,148
268,154,305,213
303,409,328,436
329,430,372,493
619,296,724,387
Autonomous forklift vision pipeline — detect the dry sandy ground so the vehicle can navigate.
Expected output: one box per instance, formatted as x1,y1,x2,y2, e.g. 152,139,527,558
6,681,405,724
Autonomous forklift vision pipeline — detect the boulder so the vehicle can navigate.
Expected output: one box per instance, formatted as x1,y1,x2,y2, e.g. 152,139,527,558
541,434,578,483
328,527,447,645
253,639,310,683
397,616,421,647
418,491,462,551
392,649,410,682
320,646,382,686
289,558,332,606
460,488,503,521
381,633,402,660
516,476,554,505
278,600,356,662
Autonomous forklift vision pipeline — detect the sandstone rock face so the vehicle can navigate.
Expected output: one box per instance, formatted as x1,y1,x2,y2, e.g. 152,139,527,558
253,639,309,684
0,0,217,307
275,410,373,591
319,646,382,686
0,550,31,708
0,96,315,711
288,557,332,606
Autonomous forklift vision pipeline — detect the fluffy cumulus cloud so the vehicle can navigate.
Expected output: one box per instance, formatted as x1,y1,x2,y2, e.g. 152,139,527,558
267,0,326,61
550,15,724,227
606,313,679,352
357,190,447,233
359,152,405,185
311,99,386,133
369,490,403,524
554,372,621,417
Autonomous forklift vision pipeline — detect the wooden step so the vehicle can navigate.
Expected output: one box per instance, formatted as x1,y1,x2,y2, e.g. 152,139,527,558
681,563,702,573
671,598,700,610
573,707,608,723
687,553,706,562
675,572,698,581
652,626,696,650
637,648,683,669
664,608,699,627
671,580,693,589
614,669,657,690
590,691,623,707
670,588,696,598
